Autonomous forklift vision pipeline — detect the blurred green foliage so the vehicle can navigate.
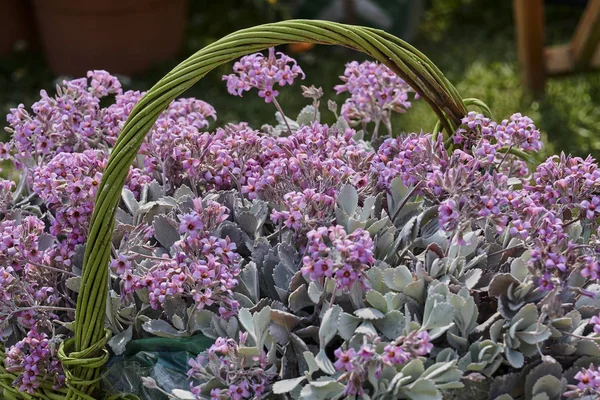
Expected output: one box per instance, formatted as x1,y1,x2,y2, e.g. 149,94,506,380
0,0,599,159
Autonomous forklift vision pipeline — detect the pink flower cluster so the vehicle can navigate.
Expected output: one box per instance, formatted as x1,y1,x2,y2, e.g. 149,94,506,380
4,330,65,394
176,124,259,193
334,331,433,396
187,335,277,400
508,154,600,289
0,216,62,336
370,112,600,290
271,189,335,235
301,226,375,292
454,111,542,154
254,123,371,203
223,47,305,103
5,71,122,169
371,132,448,190
335,60,414,135
32,150,149,251
139,98,216,191
0,180,14,215
147,120,370,219
373,130,511,235
113,199,241,317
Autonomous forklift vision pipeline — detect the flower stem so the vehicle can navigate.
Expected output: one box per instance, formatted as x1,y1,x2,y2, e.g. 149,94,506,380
390,181,422,223
28,261,77,277
273,98,293,135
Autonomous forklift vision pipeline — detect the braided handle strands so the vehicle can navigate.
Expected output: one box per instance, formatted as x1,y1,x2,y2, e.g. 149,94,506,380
61,20,467,399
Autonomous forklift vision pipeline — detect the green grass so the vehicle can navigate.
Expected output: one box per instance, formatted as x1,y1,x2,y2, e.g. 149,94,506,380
1,0,599,160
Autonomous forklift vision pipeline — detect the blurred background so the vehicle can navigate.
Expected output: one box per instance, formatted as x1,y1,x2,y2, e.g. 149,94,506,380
1,0,599,160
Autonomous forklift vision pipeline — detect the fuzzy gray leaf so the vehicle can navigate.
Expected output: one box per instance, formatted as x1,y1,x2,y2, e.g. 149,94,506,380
374,310,405,339
238,262,259,303
173,185,194,201
337,184,358,216
460,268,483,289
356,321,378,336
315,349,336,375
273,376,307,394
422,299,454,331
253,306,272,349
269,322,289,345
524,361,563,400
505,347,524,368
448,231,479,259
289,285,314,312
153,215,180,249
308,281,323,304
319,305,341,348
404,378,440,400
354,307,385,320
121,188,139,215
107,325,133,356
172,314,185,331
383,266,413,292
238,308,255,339
575,339,600,356
488,274,521,298
37,233,54,251
360,196,377,221
338,312,361,340
271,309,302,331
304,351,320,375
366,290,388,313
65,276,81,293
142,319,188,338
489,373,522,399
238,212,259,237
296,105,320,125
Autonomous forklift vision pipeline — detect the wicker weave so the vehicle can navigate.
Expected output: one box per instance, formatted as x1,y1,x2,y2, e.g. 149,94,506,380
1,20,468,399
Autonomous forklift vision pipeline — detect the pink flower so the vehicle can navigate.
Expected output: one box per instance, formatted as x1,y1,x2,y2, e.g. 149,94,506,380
110,254,132,275
334,347,356,372
228,381,251,400
581,196,600,220
413,331,434,356
382,344,410,366
575,365,600,391
179,213,204,238
258,88,279,103
438,199,459,232
591,315,600,335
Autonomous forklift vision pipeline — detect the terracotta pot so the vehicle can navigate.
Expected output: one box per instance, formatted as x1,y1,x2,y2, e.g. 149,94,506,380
32,0,188,76
0,0,37,55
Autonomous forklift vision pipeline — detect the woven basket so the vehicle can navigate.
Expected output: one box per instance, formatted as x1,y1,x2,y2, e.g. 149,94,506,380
1,20,470,400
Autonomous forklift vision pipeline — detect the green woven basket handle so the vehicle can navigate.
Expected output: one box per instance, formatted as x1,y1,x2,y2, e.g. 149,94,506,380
62,19,468,399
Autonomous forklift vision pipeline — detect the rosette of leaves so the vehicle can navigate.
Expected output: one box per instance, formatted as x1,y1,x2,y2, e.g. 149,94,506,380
456,340,503,377
488,360,568,400
335,184,390,239
489,303,551,369
488,253,545,321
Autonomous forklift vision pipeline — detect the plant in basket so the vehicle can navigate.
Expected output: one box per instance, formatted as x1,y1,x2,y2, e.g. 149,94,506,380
2,20,600,400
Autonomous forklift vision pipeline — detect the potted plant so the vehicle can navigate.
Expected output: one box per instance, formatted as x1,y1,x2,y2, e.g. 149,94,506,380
1,20,600,400
32,0,188,76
